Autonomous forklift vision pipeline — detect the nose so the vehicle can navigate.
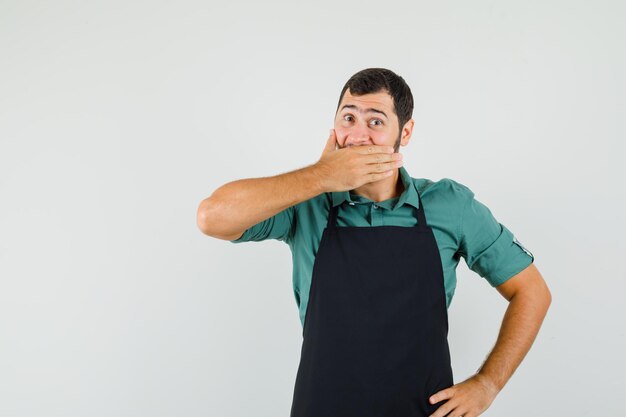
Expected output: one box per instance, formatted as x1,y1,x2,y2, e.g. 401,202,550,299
345,124,371,147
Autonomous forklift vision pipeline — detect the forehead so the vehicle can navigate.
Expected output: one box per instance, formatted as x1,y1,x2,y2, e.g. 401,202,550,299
338,89,394,114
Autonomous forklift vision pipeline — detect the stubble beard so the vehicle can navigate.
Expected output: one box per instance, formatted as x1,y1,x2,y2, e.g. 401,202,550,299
393,131,402,153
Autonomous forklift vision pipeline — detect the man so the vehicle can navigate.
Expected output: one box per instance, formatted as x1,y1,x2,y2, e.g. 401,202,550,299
197,68,551,417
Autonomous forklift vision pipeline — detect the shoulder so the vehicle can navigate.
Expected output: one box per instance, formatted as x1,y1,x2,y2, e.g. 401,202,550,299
411,176,475,205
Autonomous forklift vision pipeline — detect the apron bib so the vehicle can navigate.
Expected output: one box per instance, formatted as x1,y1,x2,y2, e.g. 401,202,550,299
290,190,454,417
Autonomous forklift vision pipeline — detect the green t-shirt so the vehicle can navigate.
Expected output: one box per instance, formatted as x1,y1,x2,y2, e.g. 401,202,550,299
231,166,534,328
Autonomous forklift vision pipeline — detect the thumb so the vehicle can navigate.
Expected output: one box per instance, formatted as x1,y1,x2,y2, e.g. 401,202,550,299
323,128,338,153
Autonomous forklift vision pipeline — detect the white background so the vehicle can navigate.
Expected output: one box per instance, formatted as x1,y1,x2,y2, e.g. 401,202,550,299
1,1,624,416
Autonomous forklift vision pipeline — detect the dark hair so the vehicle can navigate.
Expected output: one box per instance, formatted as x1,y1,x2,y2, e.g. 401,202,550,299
335,68,414,131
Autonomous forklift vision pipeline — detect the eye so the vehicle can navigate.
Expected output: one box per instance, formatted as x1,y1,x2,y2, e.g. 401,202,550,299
343,114,353,122
370,119,383,126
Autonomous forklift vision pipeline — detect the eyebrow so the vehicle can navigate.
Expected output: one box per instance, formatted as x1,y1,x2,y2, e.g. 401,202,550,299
339,104,388,119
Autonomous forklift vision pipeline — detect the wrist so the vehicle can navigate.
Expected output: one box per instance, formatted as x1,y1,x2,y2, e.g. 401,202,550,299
307,163,329,194
475,371,502,395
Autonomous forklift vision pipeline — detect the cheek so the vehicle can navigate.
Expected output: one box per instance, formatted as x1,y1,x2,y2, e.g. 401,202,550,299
370,133,388,146
334,127,349,145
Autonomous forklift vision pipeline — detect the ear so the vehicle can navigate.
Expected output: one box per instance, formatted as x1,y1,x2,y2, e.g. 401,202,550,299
399,118,415,147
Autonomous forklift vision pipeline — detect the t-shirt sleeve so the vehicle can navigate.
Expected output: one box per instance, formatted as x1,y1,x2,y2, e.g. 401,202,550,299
229,205,296,244
455,183,534,287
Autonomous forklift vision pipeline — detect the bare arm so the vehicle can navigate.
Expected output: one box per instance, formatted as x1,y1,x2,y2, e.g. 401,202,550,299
196,129,400,240
475,262,552,391
196,164,326,240
428,262,552,417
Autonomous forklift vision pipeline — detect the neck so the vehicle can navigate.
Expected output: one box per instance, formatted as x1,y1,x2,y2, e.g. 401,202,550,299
351,169,404,203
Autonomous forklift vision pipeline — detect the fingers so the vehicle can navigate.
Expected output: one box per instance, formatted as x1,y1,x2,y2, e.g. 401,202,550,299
324,129,338,153
359,151,403,175
430,386,454,405
319,129,403,188
353,150,403,186
350,144,395,155
366,159,403,174
366,171,394,183
326,129,394,155
365,151,403,164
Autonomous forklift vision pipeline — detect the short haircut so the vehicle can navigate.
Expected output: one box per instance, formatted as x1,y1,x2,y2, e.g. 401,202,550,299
335,68,414,131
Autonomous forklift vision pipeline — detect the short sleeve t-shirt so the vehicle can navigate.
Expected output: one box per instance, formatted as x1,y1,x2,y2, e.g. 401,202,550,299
230,166,534,328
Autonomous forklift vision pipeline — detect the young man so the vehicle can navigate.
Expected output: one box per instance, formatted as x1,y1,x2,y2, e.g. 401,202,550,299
197,68,551,417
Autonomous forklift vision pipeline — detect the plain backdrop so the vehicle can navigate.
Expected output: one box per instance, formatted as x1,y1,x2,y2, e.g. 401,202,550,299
1,1,624,416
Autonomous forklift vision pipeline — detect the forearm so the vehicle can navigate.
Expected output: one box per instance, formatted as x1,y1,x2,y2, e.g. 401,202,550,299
474,289,551,392
197,164,325,238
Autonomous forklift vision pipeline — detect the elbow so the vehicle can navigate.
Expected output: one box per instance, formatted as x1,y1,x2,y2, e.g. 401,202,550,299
197,197,224,237
544,285,552,311
196,198,213,236
532,280,552,317
196,197,243,240
532,265,552,312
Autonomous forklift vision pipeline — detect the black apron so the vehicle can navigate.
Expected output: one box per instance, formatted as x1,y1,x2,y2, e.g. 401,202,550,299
290,190,454,417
